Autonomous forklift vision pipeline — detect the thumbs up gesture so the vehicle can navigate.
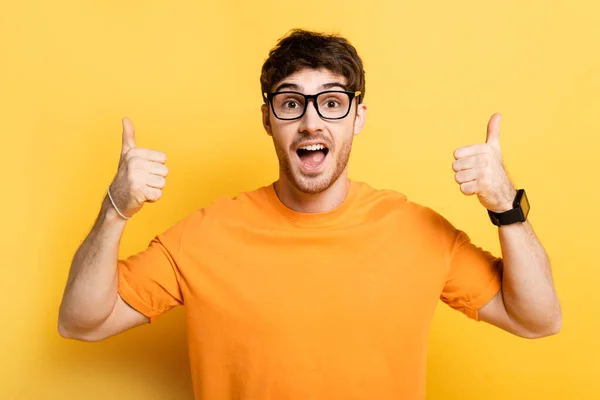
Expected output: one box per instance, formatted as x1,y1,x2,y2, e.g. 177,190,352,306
452,113,517,213
108,118,168,219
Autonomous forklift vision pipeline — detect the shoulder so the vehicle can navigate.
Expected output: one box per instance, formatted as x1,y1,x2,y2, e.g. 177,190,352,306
155,185,271,244
354,181,461,240
351,181,459,249
182,184,272,225
354,180,408,205
353,180,440,223
209,185,270,214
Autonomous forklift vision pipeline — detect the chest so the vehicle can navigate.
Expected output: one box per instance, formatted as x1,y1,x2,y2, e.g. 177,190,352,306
180,218,448,336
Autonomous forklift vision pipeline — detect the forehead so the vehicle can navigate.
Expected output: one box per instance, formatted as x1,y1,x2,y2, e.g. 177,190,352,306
272,68,348,92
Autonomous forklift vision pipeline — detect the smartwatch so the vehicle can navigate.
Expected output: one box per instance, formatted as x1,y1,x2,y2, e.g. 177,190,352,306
487,189,530,226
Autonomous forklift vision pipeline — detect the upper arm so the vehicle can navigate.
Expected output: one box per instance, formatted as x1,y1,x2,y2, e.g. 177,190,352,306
439,227,504,320
116,234,184,322
61,216,191,342
115,214,193,323
432,209,545,338
61,294,149,342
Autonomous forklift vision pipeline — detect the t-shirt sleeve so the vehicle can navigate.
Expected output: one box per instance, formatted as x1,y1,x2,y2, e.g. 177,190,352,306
437,213,503,321
117,217,188,323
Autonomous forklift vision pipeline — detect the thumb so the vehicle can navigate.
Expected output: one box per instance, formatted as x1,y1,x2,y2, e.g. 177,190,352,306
121,117,136,155
486,112,502,151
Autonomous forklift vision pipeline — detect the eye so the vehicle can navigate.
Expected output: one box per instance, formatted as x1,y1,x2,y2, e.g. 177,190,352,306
283,100,298,109
319,95,344,109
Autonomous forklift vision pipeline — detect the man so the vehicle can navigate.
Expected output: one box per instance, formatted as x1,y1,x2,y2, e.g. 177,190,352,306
58,29,561,399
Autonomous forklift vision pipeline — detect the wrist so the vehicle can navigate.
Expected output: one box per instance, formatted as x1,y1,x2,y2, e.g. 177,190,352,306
491,188,518,213
100,196,129,229
487,189,530,227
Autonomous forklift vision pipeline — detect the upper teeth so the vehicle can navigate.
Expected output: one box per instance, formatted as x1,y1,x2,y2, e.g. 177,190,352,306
299,144,325,151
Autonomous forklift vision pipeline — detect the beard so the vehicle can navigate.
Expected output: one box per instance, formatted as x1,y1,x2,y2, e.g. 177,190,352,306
273,133,353,195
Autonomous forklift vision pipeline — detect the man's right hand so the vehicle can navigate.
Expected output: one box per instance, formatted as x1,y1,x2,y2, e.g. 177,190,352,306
108,118,168,218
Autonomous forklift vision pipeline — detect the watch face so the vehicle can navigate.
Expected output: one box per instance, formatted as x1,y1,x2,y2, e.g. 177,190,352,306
521,190,530,219
513,189,529,222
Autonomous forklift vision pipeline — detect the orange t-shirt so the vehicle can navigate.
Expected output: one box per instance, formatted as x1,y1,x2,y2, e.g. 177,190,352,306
117,180,502,400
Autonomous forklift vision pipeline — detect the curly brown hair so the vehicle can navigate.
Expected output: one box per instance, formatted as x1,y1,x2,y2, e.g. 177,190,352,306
260,29,366,104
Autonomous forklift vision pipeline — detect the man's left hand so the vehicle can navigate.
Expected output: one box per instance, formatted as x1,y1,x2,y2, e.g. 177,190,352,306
452,113,517,213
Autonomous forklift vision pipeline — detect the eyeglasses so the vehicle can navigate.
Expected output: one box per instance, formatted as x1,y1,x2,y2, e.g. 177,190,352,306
263,90,362,121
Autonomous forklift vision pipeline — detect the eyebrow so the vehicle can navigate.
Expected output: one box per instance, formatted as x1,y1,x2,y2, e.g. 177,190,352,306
274,81,349,92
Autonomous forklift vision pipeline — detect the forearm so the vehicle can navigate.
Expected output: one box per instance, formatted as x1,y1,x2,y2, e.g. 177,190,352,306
499,220,561,335
58,195,127,334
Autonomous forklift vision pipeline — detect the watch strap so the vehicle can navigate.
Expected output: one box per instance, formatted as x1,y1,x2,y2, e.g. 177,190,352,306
487,189,528,226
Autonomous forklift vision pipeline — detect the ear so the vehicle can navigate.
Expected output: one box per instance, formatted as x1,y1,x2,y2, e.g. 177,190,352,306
261,104,272,136
352,103,367,135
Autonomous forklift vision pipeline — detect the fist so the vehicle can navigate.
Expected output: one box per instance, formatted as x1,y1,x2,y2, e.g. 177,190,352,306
108,118,168,218
452,113,517,213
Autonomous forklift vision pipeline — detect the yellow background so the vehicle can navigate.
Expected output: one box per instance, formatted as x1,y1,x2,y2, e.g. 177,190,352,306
2,0,598,398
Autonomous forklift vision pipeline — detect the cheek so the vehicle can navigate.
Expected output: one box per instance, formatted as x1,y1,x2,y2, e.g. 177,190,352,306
331,123,356,147
270,128,293,151
271,121,298,142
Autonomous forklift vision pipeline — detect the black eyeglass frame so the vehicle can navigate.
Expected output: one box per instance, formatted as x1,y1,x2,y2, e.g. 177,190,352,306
263,90,362,121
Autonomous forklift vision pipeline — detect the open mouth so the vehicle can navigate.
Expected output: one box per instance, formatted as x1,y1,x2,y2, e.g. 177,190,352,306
296,143,330,172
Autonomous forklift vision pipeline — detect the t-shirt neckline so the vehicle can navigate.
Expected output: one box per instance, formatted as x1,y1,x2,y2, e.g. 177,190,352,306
265,179,360,227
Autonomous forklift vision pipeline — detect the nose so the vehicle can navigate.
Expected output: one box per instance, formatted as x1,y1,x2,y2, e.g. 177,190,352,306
298,99,324,135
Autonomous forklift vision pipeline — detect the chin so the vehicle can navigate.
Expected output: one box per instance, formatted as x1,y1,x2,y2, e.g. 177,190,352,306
291,172,336,194
287,157,348,195
274,135,353,195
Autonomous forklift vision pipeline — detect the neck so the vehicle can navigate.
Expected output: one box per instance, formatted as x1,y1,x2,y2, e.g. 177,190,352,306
274,170,350,214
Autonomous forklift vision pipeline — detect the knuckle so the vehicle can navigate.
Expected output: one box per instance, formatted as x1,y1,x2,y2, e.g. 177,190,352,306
129,156,143,168
134,193,146,204
127,170,136,183
153,164,167,176
130,181,143,193
480,176,491,189
125,157,136,169
477,154,486,166
147,189,162,202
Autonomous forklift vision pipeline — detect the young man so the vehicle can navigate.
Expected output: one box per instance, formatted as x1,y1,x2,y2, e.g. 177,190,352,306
58,29,561,399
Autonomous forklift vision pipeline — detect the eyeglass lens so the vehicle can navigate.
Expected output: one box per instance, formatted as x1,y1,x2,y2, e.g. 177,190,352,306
271,91,352,119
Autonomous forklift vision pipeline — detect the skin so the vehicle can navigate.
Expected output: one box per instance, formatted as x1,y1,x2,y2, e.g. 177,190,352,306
453,114,561,337
262,69,561,338
261,68,366,213
58,119,159,341
58,68,560,342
